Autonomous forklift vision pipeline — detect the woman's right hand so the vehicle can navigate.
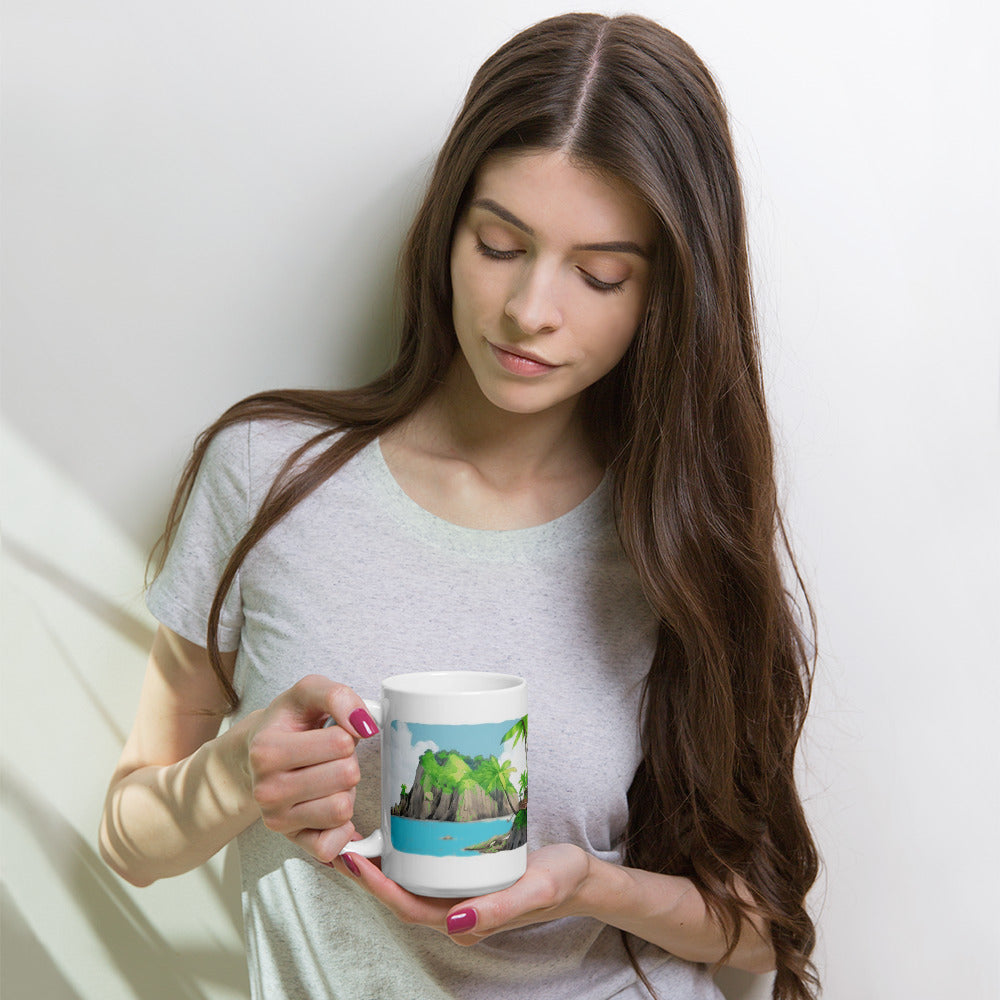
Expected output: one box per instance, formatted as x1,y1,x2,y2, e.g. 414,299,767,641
241,675,380,864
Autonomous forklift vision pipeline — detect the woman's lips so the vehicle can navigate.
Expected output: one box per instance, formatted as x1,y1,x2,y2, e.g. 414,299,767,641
489,342,560,376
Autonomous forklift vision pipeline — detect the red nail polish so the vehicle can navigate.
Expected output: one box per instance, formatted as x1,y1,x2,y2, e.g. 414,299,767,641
349,708,379,738
342,853,360,876
447,908,478,934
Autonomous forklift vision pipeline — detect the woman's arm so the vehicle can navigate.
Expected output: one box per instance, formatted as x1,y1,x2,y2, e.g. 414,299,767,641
575,849,775,973
99,627,256,885
100,625,376,887
332,843,775,974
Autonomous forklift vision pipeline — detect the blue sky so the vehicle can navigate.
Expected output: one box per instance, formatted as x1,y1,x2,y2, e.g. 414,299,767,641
387,718,526,803
400,719,522,759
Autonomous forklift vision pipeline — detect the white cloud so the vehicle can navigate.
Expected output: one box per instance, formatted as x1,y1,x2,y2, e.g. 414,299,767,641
386,722,438,804
499,736,527,795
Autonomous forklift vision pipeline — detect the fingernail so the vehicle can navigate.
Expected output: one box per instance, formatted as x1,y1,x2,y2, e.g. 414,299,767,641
447,908,478,934
342,853,360,876
349,708,379,738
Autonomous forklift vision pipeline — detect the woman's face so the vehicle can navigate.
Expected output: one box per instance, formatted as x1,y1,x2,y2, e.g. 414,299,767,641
449,149,655,420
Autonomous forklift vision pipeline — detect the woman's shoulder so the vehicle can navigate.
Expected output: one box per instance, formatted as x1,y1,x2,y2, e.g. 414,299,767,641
199,415,346,499
246,416,339,459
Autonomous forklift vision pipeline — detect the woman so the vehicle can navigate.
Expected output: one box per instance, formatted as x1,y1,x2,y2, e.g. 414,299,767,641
100,13,819,1000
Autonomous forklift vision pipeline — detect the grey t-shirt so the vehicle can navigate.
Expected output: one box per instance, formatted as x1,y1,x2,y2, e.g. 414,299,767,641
148,418,723,1000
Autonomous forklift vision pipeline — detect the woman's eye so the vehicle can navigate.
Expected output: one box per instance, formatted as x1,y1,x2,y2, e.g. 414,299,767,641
475,236,625,295
579,269,626,294
475,238,520,261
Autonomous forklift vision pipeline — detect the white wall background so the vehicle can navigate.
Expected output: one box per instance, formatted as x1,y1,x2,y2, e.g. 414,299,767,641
3,2,998,998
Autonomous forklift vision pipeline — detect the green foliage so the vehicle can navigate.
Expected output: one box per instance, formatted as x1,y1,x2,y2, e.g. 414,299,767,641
502,716,528,750
476,756,519,813
418,748,473,792
413,748,525,811
513,809,527,830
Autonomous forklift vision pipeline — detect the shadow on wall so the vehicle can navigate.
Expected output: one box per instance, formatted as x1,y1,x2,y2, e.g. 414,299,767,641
3,536,154,654
2,886,85,1000
2,428,250,999
1,770,248,1000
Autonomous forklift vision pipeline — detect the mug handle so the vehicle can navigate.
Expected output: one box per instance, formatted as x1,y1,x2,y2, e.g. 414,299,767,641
337,698,384,859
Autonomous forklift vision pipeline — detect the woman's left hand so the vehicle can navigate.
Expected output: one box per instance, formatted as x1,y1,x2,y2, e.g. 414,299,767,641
330,843,592,943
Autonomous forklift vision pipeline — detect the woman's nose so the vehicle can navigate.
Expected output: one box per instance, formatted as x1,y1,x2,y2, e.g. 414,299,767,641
504,263,563,335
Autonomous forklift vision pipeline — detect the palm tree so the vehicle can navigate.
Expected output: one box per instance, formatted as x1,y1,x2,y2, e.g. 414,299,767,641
501,715,528,808
502,716,527,750
478,756,519,815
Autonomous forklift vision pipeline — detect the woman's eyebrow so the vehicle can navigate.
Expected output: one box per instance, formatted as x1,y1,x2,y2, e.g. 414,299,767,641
470,197,649,259
575,239,649,259
472,198,536,236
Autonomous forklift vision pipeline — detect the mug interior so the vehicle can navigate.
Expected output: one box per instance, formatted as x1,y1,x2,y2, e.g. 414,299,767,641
382,671,523,695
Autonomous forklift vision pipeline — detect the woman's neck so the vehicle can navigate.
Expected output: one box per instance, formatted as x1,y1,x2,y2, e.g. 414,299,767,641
379,357,604,529
431,358,598,483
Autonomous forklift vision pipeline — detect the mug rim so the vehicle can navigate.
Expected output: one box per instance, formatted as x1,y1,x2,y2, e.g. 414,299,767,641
381,670,525,696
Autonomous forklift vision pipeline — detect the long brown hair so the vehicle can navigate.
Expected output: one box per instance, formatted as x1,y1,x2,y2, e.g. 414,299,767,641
151,14,818,998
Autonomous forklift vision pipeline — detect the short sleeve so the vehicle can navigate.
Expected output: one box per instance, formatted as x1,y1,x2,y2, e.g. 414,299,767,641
146,421,251,651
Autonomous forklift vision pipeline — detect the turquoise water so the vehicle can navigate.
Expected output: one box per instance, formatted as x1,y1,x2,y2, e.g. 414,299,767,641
390,816,514,857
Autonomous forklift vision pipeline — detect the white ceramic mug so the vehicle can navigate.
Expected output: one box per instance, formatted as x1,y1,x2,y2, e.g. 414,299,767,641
342,671,528,897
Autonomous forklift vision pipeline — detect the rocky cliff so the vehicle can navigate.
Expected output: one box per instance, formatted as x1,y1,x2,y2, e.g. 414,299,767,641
392,751,517,823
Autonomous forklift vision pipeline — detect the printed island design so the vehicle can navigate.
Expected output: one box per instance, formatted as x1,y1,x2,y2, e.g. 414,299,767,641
388,716,527,858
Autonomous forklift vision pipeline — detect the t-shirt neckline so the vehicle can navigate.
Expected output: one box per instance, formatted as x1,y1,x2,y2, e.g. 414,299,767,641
355,436,614,558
